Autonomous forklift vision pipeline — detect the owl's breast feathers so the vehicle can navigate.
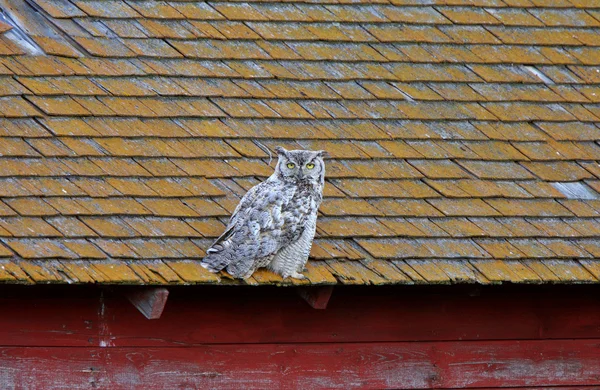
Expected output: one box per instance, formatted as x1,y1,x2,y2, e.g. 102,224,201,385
201,178,323,278
279,180,321,238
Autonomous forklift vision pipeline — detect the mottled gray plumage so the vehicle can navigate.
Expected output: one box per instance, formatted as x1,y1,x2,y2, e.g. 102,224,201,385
201,147,327,279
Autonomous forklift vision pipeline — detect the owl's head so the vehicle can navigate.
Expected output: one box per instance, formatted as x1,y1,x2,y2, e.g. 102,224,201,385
274,146,328,185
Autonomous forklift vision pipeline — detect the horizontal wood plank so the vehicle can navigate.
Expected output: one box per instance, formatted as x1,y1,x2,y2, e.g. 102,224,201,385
1,340,600,389
1,285,600,347
0,295,98,347
98,286,600,346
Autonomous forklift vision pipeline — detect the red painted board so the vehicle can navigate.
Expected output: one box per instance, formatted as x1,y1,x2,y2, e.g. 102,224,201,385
2,286,600,347
100,287,600,346
296,286,334,309
0,296,98,347
125,287,169,319
1,340,600,389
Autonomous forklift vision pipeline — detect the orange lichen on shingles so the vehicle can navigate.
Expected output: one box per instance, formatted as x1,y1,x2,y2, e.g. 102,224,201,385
0,0,598,285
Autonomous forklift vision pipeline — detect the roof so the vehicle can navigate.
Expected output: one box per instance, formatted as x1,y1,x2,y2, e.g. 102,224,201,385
0,0,599,286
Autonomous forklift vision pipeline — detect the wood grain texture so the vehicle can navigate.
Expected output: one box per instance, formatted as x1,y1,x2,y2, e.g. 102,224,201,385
2,340,600,389
296,286,334,309
71,285,600,347
2,285,600,388
3,285,600,347
0,296,98,347
125,287,169,319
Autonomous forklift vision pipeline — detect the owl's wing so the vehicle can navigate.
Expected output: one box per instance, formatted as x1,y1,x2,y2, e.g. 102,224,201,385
205,182,265,253
226,181,265,230
202,181,298,278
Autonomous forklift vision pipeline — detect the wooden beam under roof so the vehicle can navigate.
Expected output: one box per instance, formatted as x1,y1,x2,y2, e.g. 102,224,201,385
125,287,169,320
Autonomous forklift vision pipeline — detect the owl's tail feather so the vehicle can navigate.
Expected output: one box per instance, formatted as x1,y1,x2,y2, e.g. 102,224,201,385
201,247,230,273
202,244,252,278
201,227,236,273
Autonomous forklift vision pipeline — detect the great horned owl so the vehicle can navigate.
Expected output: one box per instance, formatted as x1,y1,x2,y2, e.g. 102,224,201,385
201,147,328,280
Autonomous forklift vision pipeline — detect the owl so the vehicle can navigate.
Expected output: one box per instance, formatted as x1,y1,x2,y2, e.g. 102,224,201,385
201,147,327,280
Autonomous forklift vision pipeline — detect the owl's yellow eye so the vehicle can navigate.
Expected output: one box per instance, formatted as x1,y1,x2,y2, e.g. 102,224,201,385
306,163,315,169
286,163,295,169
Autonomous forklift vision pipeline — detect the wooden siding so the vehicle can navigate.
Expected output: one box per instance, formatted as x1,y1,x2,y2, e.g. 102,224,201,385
1,285,600,388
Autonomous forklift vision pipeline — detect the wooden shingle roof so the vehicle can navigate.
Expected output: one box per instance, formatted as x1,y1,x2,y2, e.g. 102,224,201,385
0,0,599,285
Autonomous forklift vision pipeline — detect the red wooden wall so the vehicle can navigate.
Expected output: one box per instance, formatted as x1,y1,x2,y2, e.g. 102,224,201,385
1,284,600,389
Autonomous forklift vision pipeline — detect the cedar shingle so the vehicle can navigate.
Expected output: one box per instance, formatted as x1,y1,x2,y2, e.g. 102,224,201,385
440,26,501,44
432,218,486,237
5,199,58,216
0,97,43,117
521,161,594,181
46,217,98,237
408,160,471,179
437,7,500,24
81,217,139,238
2,0,600,285
428,198,501,217
357,238,489,259
318,218,395,237
486,8,544,26
485,199,574,217
73,1,140,18
458,161,534,180
475,239,526,259
127,1,184,19
0,217,62,237
63,240,106,259
320,199,384,217
123,217,201,238
4,239,74,259
378,218,425,237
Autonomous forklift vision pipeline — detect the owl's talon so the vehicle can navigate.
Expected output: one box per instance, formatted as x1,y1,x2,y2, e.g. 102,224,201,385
289,272,306,280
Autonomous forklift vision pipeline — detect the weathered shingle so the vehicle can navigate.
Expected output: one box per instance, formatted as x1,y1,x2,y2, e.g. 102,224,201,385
0,0,598,285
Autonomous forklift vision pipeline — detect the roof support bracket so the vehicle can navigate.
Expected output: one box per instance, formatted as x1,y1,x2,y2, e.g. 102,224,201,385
125,287,169,320
296,286,334,310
